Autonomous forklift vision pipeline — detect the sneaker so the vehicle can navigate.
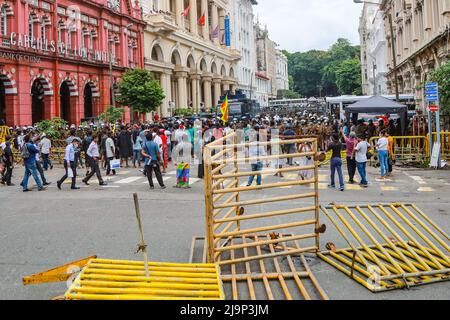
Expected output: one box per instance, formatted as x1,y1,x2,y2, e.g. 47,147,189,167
43,182,51,186
327,184,336,189
150,186,155,190
23,189,31,192
38,187,47,192
99,182,107,186
82,180,90,186
339,187,345,192
161,186,167,189
71,187,81,190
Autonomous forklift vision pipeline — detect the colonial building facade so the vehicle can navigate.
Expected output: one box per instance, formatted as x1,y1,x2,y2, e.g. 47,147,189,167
0,0,145,126
230,0,257,100
142,0,240,117
275,49,289,92
255,22,277,102
359,0,388,96
381,0,450,110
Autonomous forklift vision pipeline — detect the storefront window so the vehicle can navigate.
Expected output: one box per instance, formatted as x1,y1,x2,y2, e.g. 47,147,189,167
1,7,7,36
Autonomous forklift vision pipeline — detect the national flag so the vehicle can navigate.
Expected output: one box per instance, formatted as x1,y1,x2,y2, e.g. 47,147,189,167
181,5,191,17
220,95,229,124
212,25,219,38
198,13,206,26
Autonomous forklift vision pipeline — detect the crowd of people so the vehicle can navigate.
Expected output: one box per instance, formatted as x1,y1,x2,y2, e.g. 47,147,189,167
0,110,403,192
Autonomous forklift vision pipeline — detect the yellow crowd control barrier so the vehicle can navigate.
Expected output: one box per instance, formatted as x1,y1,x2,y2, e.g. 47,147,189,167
318,203,450,292
428,132,450,161
0,126,9,144
24,257,225,300
369,136,428,165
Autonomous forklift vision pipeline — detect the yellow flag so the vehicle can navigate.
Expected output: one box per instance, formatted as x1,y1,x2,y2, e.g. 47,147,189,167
220,95,229,124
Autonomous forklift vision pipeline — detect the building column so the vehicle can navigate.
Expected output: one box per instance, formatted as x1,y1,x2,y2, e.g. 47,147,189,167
189,0,198,35
222,81,230,94
213,78,222,106
176,71,188,109
211,4,219,45
202,75,212,111
201,0,210,40
190,73,201,112
175,0,184,28
230,83,237,95
160,71,172,117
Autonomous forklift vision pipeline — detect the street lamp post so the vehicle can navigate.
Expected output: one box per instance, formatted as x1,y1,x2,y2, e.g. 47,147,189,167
354,0,400,101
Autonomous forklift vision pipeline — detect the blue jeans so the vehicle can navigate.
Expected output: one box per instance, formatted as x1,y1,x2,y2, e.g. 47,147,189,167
133,149,142,166
42,153,52,170
330,157,344,188
23,162,43,190
357,162,368,186
379,150,389,177
248,162,263,186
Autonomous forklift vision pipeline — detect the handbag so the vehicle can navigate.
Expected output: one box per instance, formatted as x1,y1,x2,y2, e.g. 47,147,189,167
67,167,74,178
110,158,121,170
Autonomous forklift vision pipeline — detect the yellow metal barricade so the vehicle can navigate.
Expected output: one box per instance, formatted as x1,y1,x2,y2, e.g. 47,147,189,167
0,126,9,144
318,203,450,292
369,136,428,166
24,257,225,300
428,132,450,161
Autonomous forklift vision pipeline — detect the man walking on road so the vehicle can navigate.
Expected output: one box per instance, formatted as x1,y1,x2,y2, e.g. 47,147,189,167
39,133,53,171
57,139,79,190
83,133,107,186
105,132,116,176
341,129,357,184
141,132,166,190
21,135,46,192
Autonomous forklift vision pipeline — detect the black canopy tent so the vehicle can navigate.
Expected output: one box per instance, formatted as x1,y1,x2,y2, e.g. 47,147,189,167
345,95,408,134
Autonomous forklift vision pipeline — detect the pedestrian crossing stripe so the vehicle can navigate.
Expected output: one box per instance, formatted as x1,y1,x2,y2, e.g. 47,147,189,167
346,184,362,190
115,177,143,184
117,171,131,176
381,186,399,191
410,176,427,185
417,187,435,192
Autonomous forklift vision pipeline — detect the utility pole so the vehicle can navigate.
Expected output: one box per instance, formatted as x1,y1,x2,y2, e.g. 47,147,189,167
108,27,116,108
388,12,400,101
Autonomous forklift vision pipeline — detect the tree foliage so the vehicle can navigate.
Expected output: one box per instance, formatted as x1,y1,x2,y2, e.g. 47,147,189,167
428,62,450,115
277,89,300,99
35,117,67,139
117,68,165,114
99,105,125,124
284,38,362,97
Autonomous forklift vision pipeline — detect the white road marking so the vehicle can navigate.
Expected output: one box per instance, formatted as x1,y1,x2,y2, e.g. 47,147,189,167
410,176,427,185
115,177,143,184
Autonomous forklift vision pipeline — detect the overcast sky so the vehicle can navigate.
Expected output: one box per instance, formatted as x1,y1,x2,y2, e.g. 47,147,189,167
254,0,362,53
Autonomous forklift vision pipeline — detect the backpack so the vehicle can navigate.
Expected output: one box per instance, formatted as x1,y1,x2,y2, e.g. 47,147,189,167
21,144,30,160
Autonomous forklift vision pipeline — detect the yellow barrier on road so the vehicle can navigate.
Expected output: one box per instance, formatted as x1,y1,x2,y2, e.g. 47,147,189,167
369,136,428,165
0,126,9,144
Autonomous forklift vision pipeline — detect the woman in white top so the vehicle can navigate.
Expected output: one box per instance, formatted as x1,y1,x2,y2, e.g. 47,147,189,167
376,130,389,179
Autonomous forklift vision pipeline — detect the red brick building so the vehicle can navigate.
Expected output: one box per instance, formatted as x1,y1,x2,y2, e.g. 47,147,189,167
0,0,145,126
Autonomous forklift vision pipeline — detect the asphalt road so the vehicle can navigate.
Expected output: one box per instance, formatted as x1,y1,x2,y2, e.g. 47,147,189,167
0,160,449,300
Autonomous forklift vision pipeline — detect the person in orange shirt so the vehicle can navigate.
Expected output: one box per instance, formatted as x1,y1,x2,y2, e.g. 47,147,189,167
386,131,395,177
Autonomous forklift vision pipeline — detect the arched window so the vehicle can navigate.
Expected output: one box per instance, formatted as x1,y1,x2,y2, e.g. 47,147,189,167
40,17,46,42
1,6,7,36
28,13,34,38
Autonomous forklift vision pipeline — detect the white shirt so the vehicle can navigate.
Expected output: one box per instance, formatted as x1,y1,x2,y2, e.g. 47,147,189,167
105,137,115,158
248,144,267,164
377,137,389,151
355,141,370,163
87,141,100,158
40,138,51,154
153,134,163,153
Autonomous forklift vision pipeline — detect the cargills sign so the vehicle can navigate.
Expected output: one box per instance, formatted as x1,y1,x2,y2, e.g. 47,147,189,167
9,32,114,63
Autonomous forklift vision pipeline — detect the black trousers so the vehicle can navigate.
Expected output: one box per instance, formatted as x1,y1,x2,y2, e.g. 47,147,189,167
145,161,164,187
84,157,104,184
59,161,77,188
3,164,12,185
346,157,357,182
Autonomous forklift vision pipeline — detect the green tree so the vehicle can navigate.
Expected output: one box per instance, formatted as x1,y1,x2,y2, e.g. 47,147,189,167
428,62,450,115
284,38,362,97
335,59,362,95
99,105,125,123
277,89,300,99
116,68,165,118
35,117,67,139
